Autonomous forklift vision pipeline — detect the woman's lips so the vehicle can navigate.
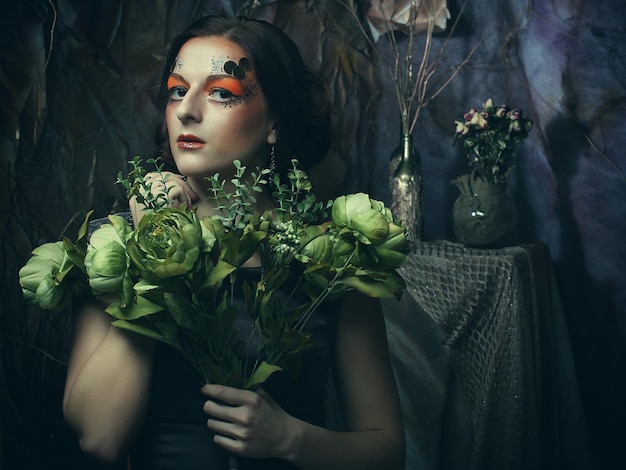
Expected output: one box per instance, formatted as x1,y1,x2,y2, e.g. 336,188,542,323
177,134,205,150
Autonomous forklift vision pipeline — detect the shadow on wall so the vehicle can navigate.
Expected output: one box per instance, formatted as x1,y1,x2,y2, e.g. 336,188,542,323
544,114,626,469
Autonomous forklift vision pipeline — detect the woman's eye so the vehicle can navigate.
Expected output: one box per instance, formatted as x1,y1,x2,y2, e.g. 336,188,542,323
208,88,236,103
168,86,187,101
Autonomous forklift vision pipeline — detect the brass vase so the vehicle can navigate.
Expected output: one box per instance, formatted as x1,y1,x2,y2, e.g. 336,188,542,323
389,133,423,243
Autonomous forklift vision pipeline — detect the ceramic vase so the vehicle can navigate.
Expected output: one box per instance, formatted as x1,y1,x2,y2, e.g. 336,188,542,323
450,170,515,247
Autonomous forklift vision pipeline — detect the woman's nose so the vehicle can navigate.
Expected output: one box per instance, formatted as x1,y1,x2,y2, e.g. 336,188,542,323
176,91,202,123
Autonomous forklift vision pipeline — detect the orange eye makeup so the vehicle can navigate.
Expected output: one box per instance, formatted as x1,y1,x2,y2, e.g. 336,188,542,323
167,76,188,91
205,77,246,97
166,73,250,104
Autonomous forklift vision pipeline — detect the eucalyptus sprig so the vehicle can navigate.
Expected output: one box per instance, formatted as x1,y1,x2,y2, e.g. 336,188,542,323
116,156,173,211
272,159,331,224
206,160,270,232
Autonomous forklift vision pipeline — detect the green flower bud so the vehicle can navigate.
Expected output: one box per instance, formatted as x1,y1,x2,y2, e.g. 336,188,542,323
369,199,394,223
378,222,408,250
372,247,408,269
331,193,390,245
85,221,131,301
373,222,409,267
19,241,75,310
349,210,389,245
330,195,348,228
332,236,356,259
300,233,333,264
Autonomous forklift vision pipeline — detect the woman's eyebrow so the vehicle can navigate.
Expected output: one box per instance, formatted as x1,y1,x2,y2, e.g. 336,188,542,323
167,74,189,89
204,76,246,96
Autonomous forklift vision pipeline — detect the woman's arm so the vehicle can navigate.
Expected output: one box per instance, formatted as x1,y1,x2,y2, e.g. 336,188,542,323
62,301,155,464
289,290,405,469
202,290,405,469
63,170,195,463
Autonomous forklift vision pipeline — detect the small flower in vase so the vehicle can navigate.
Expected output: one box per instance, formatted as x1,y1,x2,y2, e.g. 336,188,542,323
453,98,533,185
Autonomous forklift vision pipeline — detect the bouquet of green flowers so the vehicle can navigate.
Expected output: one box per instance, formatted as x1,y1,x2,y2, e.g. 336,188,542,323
453,98,533,185
19,158,409,389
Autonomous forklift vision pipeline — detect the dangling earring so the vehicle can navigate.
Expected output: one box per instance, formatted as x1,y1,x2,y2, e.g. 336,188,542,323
269,145,277,182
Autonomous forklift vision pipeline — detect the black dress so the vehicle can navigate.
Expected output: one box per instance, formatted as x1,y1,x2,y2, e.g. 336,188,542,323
128,267,340,469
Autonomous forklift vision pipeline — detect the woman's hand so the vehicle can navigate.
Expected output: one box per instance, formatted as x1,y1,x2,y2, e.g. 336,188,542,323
201,384,297,460
129,171,198,225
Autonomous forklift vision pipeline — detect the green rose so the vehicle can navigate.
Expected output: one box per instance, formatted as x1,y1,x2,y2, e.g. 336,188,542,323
85,215,133,303
371,222,409,268
127,207,202,278
369,199,395,223
299,232,333,264
332,193,390,245
365,199,409,267
19,241,79,310
378,221,407,251
331,234,356,260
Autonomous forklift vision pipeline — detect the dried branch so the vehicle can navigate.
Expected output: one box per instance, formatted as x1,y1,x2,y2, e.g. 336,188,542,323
410,29,484,132
44,0,58,70
337,0,482,135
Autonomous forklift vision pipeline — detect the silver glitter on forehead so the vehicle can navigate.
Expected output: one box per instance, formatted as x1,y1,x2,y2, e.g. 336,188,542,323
173,57,183,72
210,55,231,74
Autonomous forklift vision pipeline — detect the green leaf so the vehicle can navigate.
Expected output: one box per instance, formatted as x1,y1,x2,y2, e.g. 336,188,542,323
106,295,163,320
111,318,178,349
163,292,198,331
148,311,185,349
371,247,408,268
203,259,236,287
63,211,94,269
133,278,162,293
341,272,406,298
245,361,282,389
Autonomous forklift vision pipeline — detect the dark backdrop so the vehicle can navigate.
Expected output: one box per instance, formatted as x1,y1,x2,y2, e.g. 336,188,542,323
1,0,624,468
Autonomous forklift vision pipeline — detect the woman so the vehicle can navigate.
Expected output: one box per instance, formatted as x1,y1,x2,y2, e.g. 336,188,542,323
63,15,405,469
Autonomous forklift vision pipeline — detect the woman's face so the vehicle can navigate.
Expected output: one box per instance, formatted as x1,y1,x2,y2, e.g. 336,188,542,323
165,36,276,178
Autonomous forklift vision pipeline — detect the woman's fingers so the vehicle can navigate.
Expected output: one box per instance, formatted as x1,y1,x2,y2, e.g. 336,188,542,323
129,172,199,226
145,173,185,205
206,416,240,439
201,384,251,404
168,175,198,207
130,172,199,219
201,384,259,416
200,384,293,458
